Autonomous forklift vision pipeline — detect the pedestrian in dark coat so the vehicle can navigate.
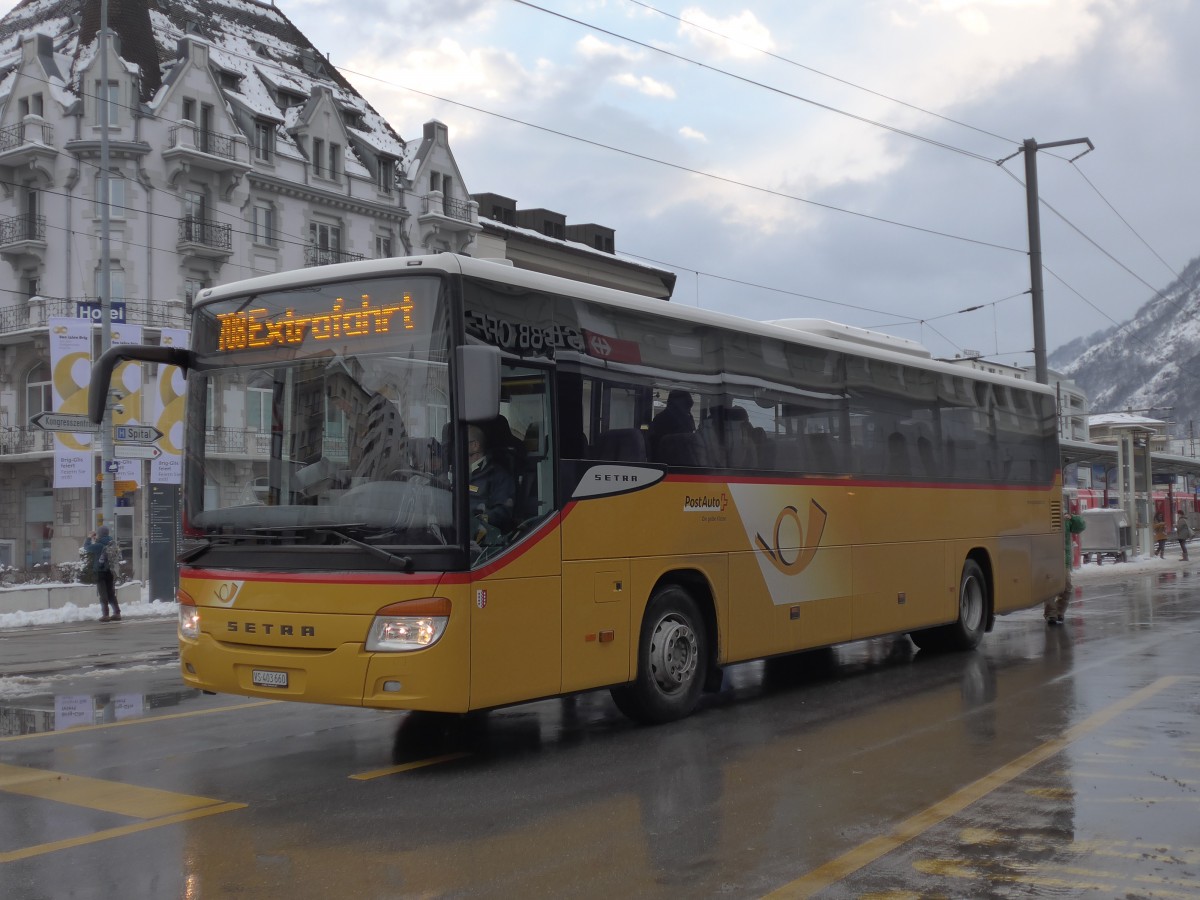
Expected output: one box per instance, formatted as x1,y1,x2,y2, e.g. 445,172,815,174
83,526,121,622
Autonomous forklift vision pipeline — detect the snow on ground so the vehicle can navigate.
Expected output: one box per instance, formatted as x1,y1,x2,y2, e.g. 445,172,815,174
0,582,177,630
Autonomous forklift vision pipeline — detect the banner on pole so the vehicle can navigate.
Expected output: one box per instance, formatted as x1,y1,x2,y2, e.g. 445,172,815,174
48,317,93,488
151,328,189,485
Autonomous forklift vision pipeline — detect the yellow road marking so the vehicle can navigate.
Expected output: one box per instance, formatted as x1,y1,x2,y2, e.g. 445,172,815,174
0,699,276,742
0,762,227,818
0,802,245,864
349,752,470,780
764,675,1184,899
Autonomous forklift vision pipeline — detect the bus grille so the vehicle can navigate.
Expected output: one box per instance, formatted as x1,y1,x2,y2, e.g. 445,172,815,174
1050,500,1063,530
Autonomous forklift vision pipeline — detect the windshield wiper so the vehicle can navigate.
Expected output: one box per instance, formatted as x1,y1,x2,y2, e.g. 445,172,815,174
313,527,413,572
178,527,414,572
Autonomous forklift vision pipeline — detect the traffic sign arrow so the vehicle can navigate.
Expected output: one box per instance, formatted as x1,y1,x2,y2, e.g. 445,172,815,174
29,411,99,433
115,424,164,444
114,444,162,459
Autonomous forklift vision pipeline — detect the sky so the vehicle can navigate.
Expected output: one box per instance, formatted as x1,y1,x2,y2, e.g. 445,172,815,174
4,0,1193,365
264,0,1196,366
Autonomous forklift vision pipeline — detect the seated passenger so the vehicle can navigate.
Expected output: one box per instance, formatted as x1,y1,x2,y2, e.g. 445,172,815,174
467,424,516,538
648,390,695,459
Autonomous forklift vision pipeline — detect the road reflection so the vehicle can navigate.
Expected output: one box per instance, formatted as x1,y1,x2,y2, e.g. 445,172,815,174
0,687,203,735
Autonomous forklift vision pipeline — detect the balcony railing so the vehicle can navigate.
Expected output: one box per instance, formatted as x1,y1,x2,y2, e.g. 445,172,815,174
178,217,232,250
0,426,55,456
0,214,46,245
0,297,188,336
422,193,473,222
0,121,53,153
304,245,366,267
168,125,237,161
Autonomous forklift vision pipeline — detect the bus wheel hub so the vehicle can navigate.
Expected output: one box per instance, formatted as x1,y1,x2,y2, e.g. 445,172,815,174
650,617,697,691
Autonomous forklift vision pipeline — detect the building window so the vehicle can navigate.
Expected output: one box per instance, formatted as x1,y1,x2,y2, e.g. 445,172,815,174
429,171,442,193
184,278,208,306
94,171,125,218
377,158,393,194
182,97,195,122
24,276,40,299
26,363,52,420
247,386,271,433
251,203,275,245
93,262,125,301
309,222,341,252
95,80,119,125
312,137,324,176
254,121,274,162
17,93,43,118
375,235,392,259
329,143,341,179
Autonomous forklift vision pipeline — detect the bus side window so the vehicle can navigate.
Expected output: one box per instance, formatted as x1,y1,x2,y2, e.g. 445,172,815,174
593,428,646,462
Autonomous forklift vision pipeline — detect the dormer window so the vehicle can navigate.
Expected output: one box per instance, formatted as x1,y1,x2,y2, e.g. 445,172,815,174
376,157,394,194
312,137,324,176
254,121,274,162
18,93,44,118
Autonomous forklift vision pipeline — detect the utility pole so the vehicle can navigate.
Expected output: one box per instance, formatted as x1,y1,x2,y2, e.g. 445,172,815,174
1001,137,1093,384
98,0,114,528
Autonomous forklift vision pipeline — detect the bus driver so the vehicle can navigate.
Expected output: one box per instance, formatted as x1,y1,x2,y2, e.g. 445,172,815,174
467,424,516,540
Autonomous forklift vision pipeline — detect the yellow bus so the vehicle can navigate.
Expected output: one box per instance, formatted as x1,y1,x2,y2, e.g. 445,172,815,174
91,254,1065,724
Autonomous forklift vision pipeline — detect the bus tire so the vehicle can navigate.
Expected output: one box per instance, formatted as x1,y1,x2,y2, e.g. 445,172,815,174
909,559,988,652
611,586,707,725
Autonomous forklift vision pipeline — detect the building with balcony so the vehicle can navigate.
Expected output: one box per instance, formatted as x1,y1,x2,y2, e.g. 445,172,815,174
0,0,484,571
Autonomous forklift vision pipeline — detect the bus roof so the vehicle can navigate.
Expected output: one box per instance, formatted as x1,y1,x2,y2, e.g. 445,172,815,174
195,254,1055,397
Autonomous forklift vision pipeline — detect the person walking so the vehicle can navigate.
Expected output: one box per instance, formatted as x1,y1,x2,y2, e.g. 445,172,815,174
1152,510,1168,558
1176,509,1192,561
1047,509,1086,625
83,526,122,622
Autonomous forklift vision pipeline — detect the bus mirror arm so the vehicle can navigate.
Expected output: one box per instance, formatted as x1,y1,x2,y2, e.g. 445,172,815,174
89,345,199,423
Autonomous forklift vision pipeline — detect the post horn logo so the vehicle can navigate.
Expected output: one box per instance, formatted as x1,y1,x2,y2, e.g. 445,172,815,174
754,499,828,575
212,581,243,607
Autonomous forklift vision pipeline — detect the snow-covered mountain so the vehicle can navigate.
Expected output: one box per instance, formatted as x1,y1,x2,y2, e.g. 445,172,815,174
1051,255,1200,435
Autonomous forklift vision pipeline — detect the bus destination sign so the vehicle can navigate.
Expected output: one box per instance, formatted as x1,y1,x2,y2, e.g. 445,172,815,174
217,294,414,352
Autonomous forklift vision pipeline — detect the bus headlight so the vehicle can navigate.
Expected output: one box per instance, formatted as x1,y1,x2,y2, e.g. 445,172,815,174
366,598,451,652
178,590,201,639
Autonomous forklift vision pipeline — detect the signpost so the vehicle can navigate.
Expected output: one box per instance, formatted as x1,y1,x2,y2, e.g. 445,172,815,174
113,444,161,460
29,411,99,433
114,424,163,444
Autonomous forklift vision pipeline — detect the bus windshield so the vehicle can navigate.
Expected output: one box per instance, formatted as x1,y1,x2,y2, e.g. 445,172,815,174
185,275,454,550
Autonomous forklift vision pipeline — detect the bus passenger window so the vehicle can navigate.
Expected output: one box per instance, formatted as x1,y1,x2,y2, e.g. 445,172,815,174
593,428,647,463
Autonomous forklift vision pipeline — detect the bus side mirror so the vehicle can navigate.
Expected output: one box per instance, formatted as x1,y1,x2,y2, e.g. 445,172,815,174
456,344,501,423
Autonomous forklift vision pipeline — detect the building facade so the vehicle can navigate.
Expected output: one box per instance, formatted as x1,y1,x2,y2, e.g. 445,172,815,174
0,0,483,571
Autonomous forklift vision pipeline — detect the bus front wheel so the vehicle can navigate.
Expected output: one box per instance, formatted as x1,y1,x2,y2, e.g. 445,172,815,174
611,586,708,725
910,559,988,652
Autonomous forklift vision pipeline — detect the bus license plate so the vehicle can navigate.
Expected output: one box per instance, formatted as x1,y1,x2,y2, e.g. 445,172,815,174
252,669,288,688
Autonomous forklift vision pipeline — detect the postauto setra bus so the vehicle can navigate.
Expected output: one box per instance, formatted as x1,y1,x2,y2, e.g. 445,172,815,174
90,254,1066,724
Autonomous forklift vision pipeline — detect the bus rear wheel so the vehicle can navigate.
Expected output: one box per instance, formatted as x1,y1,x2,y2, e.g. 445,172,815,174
611,586,708,725
909,559,988,652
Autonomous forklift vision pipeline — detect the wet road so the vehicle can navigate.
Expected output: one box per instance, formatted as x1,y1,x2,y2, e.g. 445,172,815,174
1,568,1198,899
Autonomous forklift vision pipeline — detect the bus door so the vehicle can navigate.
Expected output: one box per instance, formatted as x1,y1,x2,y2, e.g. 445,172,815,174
468,366,563,709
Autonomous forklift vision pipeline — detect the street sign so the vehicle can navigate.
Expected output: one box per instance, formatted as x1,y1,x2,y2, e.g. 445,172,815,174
104,461,119,474
115,424,163,444
114,444,161,459
29,411,99,433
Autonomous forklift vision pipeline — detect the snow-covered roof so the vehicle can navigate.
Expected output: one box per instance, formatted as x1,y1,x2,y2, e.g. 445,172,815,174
0,0,405,156
1089,413,1166,427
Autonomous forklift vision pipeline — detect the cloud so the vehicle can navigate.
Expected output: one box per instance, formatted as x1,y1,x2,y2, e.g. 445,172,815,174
576,34,641,62
677,7,776,59
679,126,707,142
612,72,677,99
